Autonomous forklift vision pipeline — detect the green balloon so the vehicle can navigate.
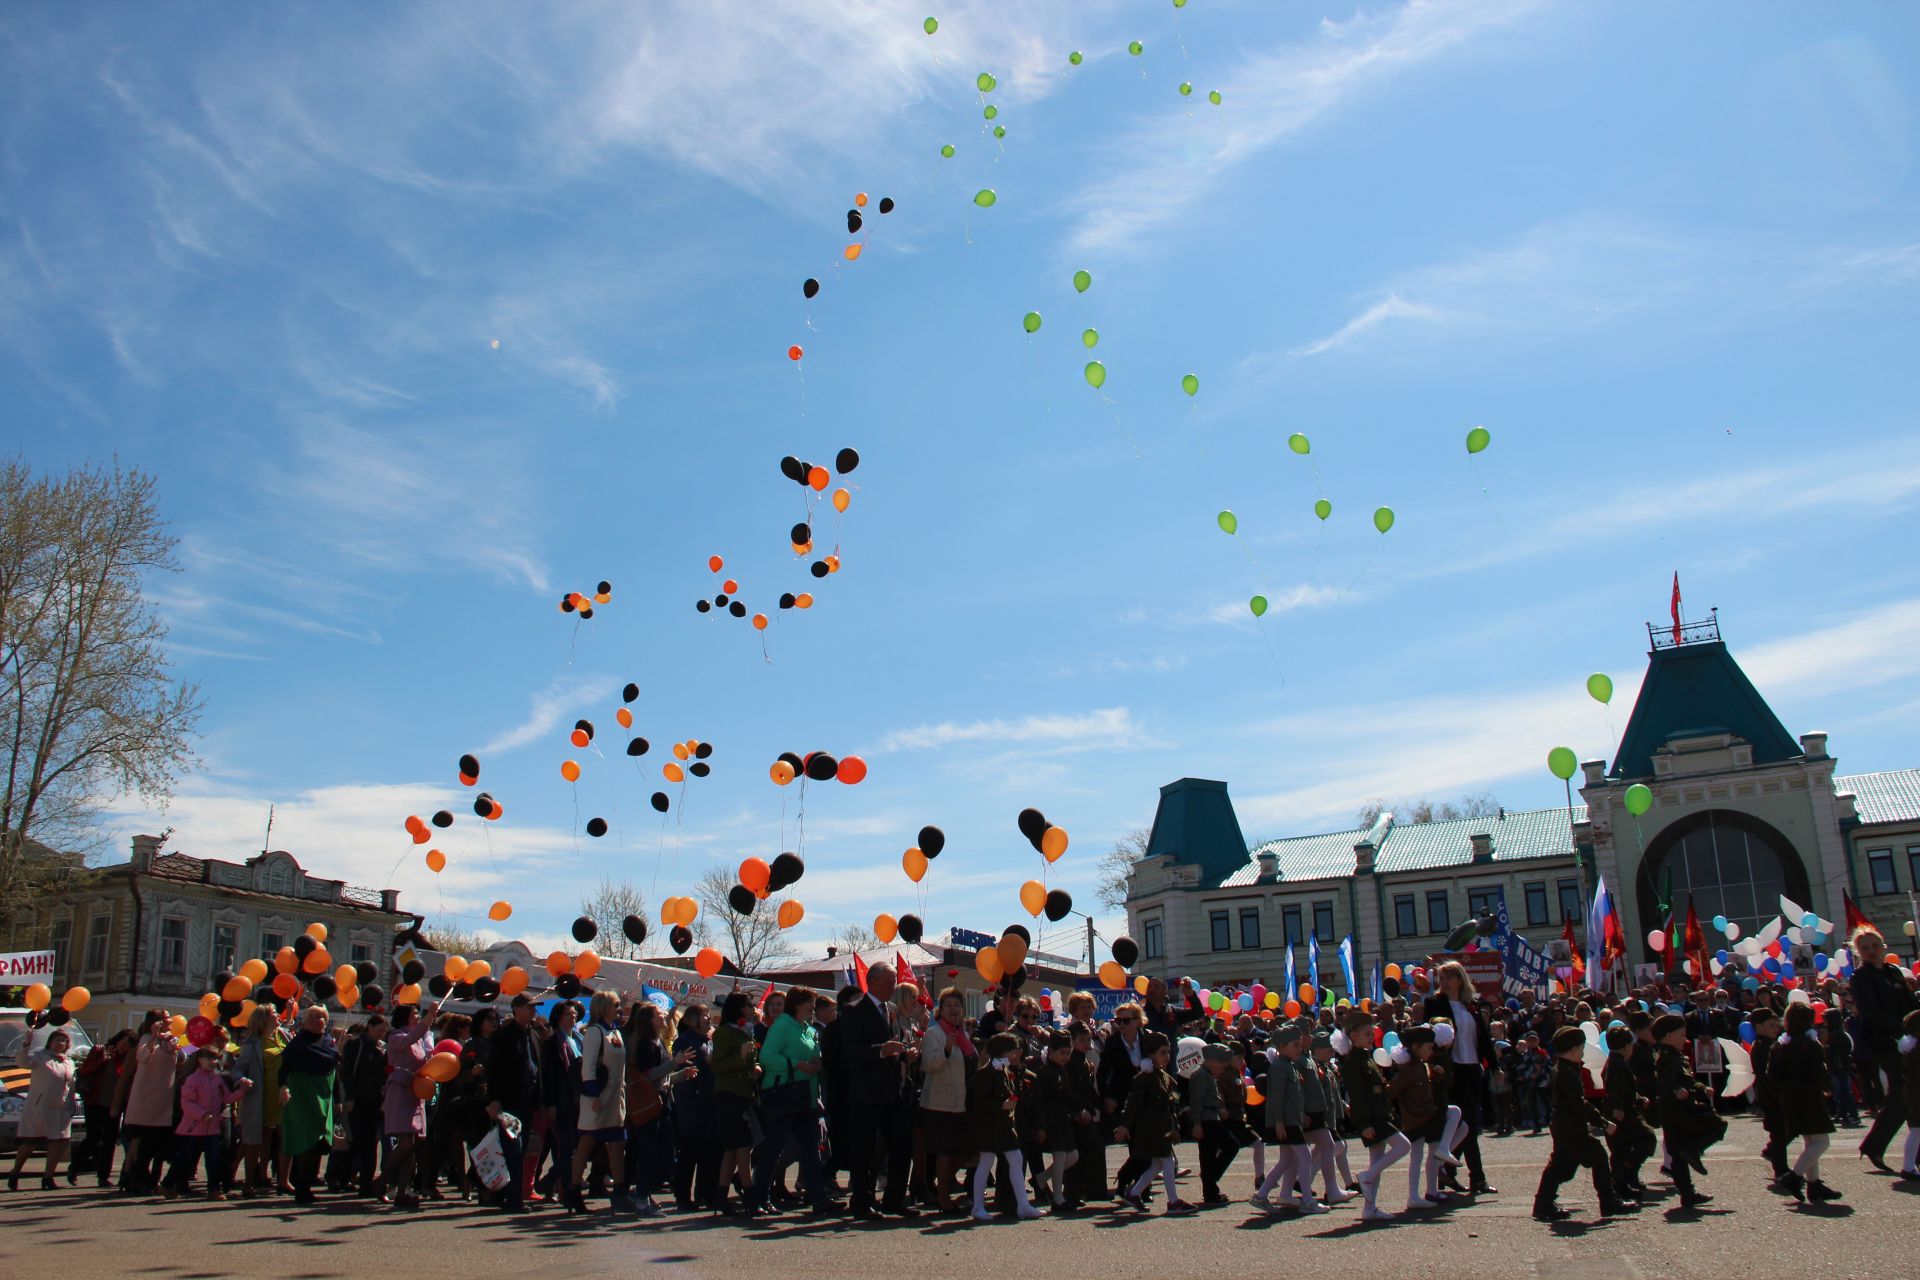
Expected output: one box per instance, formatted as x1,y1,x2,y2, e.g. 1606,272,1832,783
1081,328,1099,349
1547,746,1578,781
977,72,996,93
924,16,938,34
1083,361,1106,389
1466,425,1491,454
984,104,998,120
1287,432,1310,455
1181,373,1199,396
1372,506,1395,534
1173,0,1187,7
1128,40,1144,55
1208,89,1222,105
1586,672,1613,705
1624,783,1653,818
1072,269,1091,293
1216,510,1237,535
1249,594,1268,618
973,188,996,207
1023,311,1042,334
1069,51,1083,66
1313,498,1332,521
1179,82,1193,97
940,143,955,158
993,125,1006,138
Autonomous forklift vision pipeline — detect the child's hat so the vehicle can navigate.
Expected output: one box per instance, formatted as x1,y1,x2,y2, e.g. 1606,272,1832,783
1749,1005,1779,1025
1271,1022,1305,1048
1201,1043,1233,1064
1401,1025,1435,1047
1649,1013,1686,1040
1549,1026,1587,1054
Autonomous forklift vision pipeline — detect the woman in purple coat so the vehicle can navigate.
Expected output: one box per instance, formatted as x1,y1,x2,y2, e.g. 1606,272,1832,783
381,1002,439,1209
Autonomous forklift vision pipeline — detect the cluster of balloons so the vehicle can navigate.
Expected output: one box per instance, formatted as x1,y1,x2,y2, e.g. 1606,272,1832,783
1095,935,1141,990
726,852,807,921
17,982,91,1029
1016,806,1069,861
874,912,926,945
973,925,1033,988
768,750,867,786
556,580,613,619
1018,880,1075,921
902,824,945,882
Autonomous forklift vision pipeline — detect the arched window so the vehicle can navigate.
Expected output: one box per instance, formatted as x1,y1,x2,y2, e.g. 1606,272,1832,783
1635,810,1810,951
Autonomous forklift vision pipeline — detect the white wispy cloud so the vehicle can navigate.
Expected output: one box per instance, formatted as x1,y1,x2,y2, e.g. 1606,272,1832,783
1204,585,1342,624
478,674,614,756
1065,0,1540,256
1288,294,1454,357
879,707,1143,754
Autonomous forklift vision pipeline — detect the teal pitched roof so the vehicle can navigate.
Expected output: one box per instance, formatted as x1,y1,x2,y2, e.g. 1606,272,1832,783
1225,829,1362,885
1838,769,1920,825
1216,804,1586,886
1144,778,1251,887
1610,639,1799,780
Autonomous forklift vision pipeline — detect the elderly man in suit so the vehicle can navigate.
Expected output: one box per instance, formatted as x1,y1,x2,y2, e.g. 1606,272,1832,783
839,964,922,1219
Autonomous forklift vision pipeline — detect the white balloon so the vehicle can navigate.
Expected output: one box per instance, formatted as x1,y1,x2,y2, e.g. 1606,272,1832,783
1372,1047,1392,1068
1725,922,1742,941
1174,1035,1207,1079
1647,928,1667,951
1787,988,1810,1006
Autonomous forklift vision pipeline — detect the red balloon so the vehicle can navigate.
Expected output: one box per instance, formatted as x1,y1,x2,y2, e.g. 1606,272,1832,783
787,345,804,361
433,1039,462,1058
837,755,868,785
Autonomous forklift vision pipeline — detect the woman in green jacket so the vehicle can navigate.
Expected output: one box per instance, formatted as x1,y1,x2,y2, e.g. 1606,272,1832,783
280,1005,338,1204
709,992,761,1215
749,988,835,1214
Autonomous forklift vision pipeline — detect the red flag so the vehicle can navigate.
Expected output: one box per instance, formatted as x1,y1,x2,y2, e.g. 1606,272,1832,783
894,951,915,996
852,951,869,994
1562,918,1585,983
1603,904,1628,972
1841,890,1876,939
1683,897,1711,988
1670,572,1683,644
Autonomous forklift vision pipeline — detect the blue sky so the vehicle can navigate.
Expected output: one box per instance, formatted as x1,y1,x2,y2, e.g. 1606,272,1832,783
4,1,1918,963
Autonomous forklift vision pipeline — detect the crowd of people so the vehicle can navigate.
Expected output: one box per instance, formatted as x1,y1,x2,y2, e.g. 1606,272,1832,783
8,926,1919,1227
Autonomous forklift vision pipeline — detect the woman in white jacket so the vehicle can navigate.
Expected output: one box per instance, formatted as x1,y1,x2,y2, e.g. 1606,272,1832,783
916,987,976,1212
567,990,633,1214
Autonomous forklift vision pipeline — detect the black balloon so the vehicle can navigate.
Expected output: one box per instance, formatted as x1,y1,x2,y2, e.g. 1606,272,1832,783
777,751,804,774
835,447,860,474
622,914,647,945
355,961,378,986
669,925,693,955
1442,919,1481,952
715,593,729,607
215,969,235,991
431,810,453,828
572,916,598,943
847,209,862,234
877,197,894,214
472,977,500,1003
728,601,746,618
780,455,806,483
627,736,650,757
47,1007,70,1027
727,884,758,915
770,851,804,890
918,825,945,858
810,560,830,578
560,596,576,613
427,974,451,998
452,982,474,1000
1005,964,1027,992
1111,937,1140,968
361,984,384,1009
694,742,712,759
292,935,315,958
402,959,426,984
790,521,812,545
897,913,924,944
1004,924,1032,946
554,974,583,999
651,792,670,812
473,793,496,817
688,762,710,779
459,753,480,778
597,580,611,594
574,718,593,739
803,278,819,299
1016,808,1048,844
696,599,712,613
1044,889,1073,922
1382,976,1402,999
313,976,337,1002
586,816,608,837
579,607,593,620
217,999,241,1020
779,593,796,609
623,682,639,704
804,752,838,781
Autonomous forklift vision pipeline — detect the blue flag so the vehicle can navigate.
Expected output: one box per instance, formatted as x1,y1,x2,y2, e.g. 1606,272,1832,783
1339,934,1358,997
1370,959,1384,1006
1307,932,1321,995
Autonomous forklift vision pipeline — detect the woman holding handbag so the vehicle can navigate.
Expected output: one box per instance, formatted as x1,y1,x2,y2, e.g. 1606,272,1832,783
624,1001,697,1216
749,988,836,1216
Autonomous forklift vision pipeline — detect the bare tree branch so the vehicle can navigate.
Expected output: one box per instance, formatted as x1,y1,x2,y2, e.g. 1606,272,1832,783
579,878,649,959
1095,828,1152,913
693,866,796,974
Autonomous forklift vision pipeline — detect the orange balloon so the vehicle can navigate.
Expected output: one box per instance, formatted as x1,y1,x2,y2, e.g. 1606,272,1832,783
837,755,868,784
593,591,611,605
722,579,739,595
677,898,700,928
305,923,328,943
198,993,220,1018
489,901,512,922
1098,961,1126,990
708,555,724,573
274,947,297,974
844,243,862,261
443,956,468,982
546,950,572,977
422,1052,460,1084
231,999,255,1028
570,728,589,748
752,613,769,631
1298,984,1314,1005
777,900,805,929
397,983,423,1005
875,913,898,943
169,1014,188,1037
975,947,1004,984
792,541,812,556
1133,975,1151,995
405,815,426,838
740,858,771,895
795,593,814,609
902,847,929,883
335,986,358,1009
616,707,633,729
832,488,851,513
663,762,685,784
1284,1000,1301,1017
303,948,331,975
825,555,841,574
61,986,91,1013
788,345,804,361
411,825,431,845
272,973,300,1000
500,966,529,997
1246,1084,1266,1106
854,192,868,207
672,742,689,761
572,952,600,981
1019,880,1046,917
484,801,504,821
464,959,491,982
997,932,1028,975
239,958,269,983
335,964,356,988
412,1075,438,1100
425,848,446,873
1384,963,1402,980
1040,827,1069,861
770,761,796,786
561,759,581,782
694,947,724,979
808,466,829,491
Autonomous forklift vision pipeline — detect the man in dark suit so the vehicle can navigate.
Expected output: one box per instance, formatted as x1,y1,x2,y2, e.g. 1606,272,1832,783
839,965,920,1218
1097,1002,1150,1199
1850,927,1918,1169
488,995,545,1212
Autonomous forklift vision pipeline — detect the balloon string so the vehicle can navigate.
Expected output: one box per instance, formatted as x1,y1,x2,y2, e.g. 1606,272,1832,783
1341,539,1381,599
1466,455,1511,539
1095,392,1142,459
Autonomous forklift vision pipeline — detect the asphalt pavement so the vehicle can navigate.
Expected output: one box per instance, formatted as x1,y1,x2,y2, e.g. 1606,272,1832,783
8,1114,1916,1280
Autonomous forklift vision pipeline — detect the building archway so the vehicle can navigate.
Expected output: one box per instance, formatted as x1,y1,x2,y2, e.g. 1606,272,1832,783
1634,809,1811,958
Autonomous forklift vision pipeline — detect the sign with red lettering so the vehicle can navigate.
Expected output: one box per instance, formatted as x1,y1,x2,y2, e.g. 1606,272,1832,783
0,950,57,980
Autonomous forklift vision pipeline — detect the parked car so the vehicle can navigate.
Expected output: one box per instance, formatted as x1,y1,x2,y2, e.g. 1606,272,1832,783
0,1010,92,1152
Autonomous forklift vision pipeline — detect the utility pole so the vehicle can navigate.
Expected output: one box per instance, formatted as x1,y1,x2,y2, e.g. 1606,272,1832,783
262,804,275,855
1086,914,1096,975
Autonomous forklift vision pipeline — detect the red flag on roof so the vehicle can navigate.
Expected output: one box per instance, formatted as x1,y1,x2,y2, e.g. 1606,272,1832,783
1670,573,1683,644
852,951,869,994
1842,889,1876,939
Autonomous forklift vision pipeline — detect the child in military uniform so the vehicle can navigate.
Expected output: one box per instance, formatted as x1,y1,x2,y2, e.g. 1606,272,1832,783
1533,1026,1632,1222
1769,1003,1840,1203
1601,1026,1654,1199
1336,1009,1410,1222
1386,1026,1441,1210
1188,1042,1241,1205
1251,1022,1322,1214
1115,1032,1193,1215
1652,1013,1725,1210
968,1033,1042,1221
1747,1006,1789,1184
1034,1031,1081,1212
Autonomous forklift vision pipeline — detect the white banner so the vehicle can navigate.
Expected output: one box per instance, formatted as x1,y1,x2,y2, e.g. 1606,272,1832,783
1,950,57,981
